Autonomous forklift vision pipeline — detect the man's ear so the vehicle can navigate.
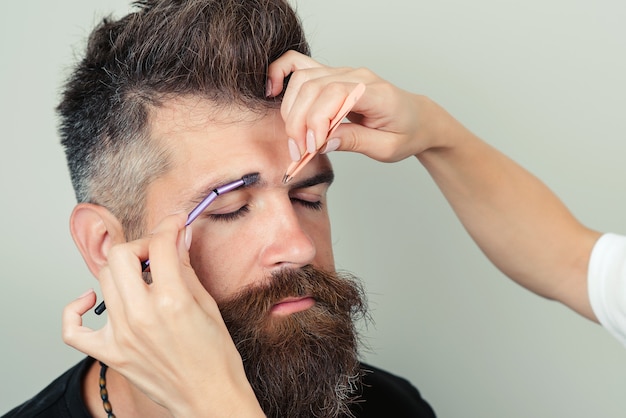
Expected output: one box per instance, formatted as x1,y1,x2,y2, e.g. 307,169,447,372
70,203,126,278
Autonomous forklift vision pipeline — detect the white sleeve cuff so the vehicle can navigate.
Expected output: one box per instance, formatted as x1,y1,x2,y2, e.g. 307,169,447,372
588,233,626,347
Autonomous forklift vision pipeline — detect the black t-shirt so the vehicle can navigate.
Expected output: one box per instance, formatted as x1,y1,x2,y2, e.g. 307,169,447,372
3,358,93,418
3,357,436,417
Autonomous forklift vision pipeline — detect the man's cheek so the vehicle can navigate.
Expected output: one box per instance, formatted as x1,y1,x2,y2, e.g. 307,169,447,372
189,251,218,294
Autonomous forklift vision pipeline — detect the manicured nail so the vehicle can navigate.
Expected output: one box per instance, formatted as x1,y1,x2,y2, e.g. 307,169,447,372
288,138,301,161
306,129,316,153
265,79,273,97
320,138,341,154
77,289,94,299
185,226,193,250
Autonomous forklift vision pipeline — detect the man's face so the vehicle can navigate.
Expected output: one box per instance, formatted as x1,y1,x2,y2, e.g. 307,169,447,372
144,97,335,305
140,97,366,417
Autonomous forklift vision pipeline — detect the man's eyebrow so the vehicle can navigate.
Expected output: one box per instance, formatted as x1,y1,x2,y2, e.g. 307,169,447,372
288,170,334,190
189,172,264,206
187,170,333,207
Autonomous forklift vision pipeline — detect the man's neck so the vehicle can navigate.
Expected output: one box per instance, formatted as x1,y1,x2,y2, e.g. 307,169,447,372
83,359,171,418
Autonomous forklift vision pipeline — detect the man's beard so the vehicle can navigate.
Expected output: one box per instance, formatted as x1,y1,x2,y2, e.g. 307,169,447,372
218,265,368,418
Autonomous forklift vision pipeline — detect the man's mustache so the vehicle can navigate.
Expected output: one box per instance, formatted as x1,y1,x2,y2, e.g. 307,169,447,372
217,264,367,324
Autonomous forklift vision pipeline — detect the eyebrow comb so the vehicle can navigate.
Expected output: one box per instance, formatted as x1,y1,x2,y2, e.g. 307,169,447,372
94,172,260,315
282,83,366,184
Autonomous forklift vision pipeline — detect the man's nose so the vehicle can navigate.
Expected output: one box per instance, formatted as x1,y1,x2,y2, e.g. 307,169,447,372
258,198,316,269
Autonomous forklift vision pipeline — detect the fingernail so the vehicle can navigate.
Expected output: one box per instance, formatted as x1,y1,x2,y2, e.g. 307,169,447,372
321,138,341,154
306,129,316,153
185,226,193,250
265,79,272,97
77,289,94,299
288,138,301,161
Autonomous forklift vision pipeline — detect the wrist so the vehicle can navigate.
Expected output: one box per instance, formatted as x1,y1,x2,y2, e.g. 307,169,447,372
171,386,264,418
411,94,471,157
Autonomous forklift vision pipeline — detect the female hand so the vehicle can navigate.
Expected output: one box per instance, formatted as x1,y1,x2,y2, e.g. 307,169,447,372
62,213,263,417
266,50,462,163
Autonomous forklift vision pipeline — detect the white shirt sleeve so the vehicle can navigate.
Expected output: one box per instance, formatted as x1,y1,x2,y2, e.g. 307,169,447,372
588,233,626,347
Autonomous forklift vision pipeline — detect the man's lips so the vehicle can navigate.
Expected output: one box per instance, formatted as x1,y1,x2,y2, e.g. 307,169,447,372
270,296,316,315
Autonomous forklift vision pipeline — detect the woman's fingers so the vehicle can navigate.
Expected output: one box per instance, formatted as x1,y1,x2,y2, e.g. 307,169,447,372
286,80,365,155
140,213,189,301
268,50,430,163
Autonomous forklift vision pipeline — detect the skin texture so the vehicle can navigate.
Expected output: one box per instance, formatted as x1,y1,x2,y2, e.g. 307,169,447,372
62,50,602,416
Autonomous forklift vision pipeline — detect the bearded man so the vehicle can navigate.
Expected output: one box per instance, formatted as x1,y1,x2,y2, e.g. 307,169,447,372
4,1,437,417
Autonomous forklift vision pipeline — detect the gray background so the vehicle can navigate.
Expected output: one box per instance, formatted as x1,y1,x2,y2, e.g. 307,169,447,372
2,1,626,416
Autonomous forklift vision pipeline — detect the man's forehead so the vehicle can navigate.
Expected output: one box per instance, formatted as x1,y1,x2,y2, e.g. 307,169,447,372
150,96,277,135
148,96,286,167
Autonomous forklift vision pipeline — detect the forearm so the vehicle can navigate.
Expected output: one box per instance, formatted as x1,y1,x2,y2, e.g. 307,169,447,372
416,113,601,321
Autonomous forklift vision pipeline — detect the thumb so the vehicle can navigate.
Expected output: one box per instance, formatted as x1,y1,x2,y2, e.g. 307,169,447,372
325,123,411,163
62,289,99,353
